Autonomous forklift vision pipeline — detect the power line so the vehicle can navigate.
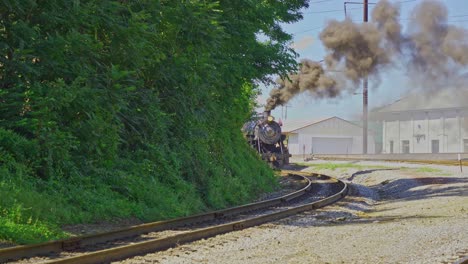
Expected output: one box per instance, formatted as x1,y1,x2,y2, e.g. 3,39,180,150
293,15,468,34
449,19,468,23
305,0,415,15
447,14,468,18
303,9,338,14
400,13,468,21
305,7,359,14
297,1,468,36
396,0,417,4
292,26,323,35
309,0,336,3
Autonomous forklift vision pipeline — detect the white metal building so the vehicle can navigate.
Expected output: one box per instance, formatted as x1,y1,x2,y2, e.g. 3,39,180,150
282,117,375,155
372,89,468,154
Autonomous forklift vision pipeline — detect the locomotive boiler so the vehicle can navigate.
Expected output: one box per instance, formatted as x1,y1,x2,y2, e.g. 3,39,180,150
242,111,290,168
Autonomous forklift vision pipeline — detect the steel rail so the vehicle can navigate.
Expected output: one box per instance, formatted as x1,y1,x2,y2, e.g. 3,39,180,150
0,174,312,263
454,256,468,264
40,175,348,264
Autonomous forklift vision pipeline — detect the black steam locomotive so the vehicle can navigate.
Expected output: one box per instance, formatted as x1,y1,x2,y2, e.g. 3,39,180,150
242,111,290,168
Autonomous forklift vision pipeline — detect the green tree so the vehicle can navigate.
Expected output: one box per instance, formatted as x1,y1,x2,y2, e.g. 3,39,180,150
0,0,308,244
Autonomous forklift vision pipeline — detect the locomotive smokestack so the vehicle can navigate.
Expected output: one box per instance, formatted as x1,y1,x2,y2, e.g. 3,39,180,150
263,110,271,121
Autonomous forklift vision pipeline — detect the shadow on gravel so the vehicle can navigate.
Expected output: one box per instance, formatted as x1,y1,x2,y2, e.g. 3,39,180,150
275,166,467,229
276,175,467,228
347,168,399,181
283,164,309,171
373,177,468,201
278,210,447,228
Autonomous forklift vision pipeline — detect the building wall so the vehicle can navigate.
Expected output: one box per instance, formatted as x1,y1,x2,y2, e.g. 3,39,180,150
288,133,300,154
382,110,468,153
445,116,459,152
286,118,375,155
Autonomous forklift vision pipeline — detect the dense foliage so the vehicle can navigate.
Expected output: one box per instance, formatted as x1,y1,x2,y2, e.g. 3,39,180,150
0,0,307,243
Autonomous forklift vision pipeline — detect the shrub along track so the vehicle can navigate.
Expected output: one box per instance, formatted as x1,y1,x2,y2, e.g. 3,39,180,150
1,171,348,264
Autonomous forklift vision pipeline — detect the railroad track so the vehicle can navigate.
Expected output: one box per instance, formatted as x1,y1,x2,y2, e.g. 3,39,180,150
1,172,348,264
440,248,468,264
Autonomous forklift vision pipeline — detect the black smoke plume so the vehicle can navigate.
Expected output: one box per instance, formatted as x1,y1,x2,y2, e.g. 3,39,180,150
265,0,468,111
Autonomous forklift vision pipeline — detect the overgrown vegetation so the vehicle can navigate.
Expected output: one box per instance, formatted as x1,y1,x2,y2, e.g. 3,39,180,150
0,0,308,244
414,167,443,173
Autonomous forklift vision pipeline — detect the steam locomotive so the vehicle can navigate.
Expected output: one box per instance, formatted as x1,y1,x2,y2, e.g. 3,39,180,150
242,111,290,168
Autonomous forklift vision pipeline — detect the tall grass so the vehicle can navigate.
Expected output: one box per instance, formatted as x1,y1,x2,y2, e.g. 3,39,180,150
0,136,277,245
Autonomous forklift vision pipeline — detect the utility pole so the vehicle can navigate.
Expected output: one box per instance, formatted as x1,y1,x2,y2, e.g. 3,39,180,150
282,104,291,120
362,0,369,154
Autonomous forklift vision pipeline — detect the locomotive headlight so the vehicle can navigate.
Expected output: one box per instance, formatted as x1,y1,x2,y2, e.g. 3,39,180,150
267,116,274,122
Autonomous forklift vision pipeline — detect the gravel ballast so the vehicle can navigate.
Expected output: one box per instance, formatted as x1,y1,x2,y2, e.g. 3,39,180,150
116,159,468,264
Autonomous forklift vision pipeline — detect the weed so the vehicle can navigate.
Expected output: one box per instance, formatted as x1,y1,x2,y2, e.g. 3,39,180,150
415,167,443,173
296,162,389,171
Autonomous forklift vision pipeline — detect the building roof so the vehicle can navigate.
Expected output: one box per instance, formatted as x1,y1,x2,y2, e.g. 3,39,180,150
374,89,468,113
280,117,331,133
280,116,366,133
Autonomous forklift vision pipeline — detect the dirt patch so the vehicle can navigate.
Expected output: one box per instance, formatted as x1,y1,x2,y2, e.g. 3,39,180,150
62,218,144,237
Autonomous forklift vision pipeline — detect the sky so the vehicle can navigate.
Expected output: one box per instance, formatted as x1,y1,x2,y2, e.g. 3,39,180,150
257,0,468,123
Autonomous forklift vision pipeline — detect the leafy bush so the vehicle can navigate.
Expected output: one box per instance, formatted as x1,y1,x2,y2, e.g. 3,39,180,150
0,0,307,244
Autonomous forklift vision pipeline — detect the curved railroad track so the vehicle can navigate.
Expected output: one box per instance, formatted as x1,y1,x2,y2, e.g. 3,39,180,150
1,171,348,264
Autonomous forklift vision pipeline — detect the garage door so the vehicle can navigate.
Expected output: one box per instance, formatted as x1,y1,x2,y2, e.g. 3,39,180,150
312,137,353,154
